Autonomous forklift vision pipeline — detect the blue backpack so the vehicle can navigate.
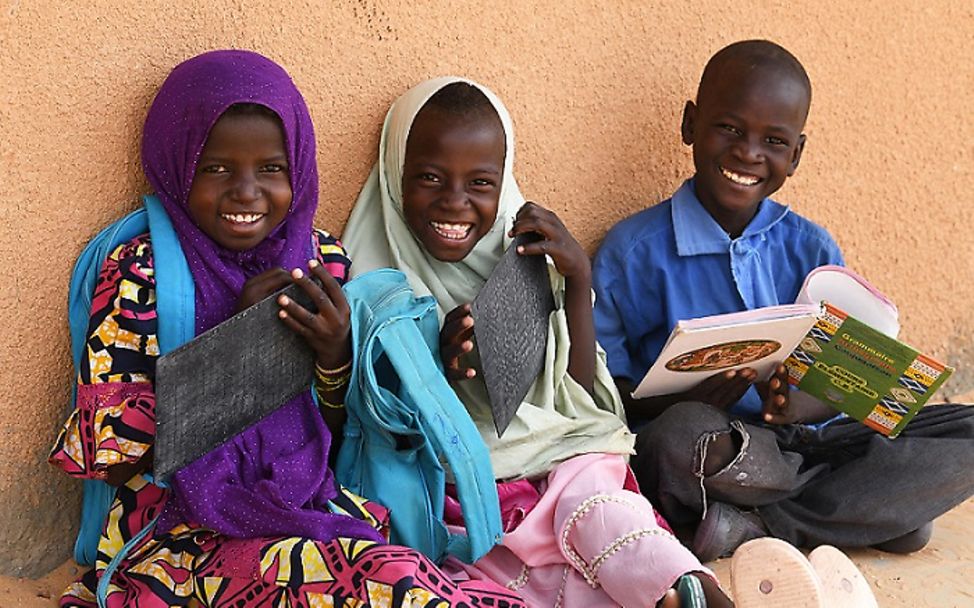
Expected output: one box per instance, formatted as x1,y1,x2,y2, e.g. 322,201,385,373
338,269,503,565
66,195,194,566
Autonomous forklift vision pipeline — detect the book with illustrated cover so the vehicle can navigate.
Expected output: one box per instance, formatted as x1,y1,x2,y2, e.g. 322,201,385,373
631,303,824,399
632,266,953,437
784,302,953,438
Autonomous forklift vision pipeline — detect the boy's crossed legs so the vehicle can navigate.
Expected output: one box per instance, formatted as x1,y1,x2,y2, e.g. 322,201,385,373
633,401,974,558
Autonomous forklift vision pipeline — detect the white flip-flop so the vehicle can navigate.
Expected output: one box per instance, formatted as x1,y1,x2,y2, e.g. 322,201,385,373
808,545,878,608
730,538,826,608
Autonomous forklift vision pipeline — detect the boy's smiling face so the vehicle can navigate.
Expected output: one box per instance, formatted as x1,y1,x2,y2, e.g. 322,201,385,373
401,105,506,262
682,63,809,237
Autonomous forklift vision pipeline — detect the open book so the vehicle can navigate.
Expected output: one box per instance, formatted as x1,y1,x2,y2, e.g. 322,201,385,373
632,266,953,437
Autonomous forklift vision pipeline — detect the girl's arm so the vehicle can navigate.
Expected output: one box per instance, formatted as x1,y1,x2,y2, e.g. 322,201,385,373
510,202,595,394
50,235,158,484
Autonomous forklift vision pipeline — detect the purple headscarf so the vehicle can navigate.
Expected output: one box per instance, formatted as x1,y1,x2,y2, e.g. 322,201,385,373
147,50,383,544
141,49,318,333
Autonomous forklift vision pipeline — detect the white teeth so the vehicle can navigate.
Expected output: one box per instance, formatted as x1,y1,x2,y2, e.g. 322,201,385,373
430,221,473,241
720,167,761,186
221,213,264,224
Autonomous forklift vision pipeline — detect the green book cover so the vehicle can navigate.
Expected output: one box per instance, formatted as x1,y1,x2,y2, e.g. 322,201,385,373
784,303,953,438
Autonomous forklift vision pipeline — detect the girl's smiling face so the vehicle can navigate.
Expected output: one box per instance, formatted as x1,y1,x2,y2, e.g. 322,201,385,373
401,105,506,262
187,108,292,251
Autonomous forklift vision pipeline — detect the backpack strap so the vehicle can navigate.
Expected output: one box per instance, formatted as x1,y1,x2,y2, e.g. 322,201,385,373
142,195,195,350
68,196,195,565
375,320,502,563
339,270,502,564
68,208,149,565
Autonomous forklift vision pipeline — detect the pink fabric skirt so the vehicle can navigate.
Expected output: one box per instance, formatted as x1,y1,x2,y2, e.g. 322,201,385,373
447,453,715,607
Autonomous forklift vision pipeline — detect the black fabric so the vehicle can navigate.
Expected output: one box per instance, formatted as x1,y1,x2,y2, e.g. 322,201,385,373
154,283,316,479
471,233,554,437
633,402,974,548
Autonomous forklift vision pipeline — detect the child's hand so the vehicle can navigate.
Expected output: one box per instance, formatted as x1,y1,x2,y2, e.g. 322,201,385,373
276,261,352,369
757,364,796,425
683,367,757,410
236,268,293,312
510,202,590,282
758,365,838,425
440,303,476,381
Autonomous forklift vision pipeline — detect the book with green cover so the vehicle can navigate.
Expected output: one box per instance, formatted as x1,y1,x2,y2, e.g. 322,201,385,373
784,302,954,438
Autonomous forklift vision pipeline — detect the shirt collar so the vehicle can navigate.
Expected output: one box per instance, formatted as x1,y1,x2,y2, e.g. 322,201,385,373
671,178,791,256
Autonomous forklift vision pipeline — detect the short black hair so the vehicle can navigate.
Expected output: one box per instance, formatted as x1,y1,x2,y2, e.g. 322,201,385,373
698,40,811,108
422,82,503,129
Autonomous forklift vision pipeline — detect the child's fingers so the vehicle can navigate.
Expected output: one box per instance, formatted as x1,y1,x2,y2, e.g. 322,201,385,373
277,307,315,338
443,303,472,325
763,409,791,425
307,261,350,317
445,365,477,381
695,369,741,395
515,239,558,257
510,214,556,240
710,375,753,408
514,201,542,220
289,266,346,330
276,295,319,329
441,311,475,345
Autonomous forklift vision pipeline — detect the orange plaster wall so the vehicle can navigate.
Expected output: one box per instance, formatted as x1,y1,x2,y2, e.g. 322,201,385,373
2,0,972,576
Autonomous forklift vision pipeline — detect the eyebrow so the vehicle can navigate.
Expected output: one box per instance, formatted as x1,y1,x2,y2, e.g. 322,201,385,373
409,161,502,175
716,112,798,134
198,154,289,163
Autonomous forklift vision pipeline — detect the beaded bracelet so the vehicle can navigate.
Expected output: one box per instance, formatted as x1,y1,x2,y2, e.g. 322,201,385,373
318,398,346,410
313,382,347,410
315,368,351,390
315,359,352,376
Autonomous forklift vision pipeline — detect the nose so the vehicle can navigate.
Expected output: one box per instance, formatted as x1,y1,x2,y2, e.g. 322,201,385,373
230,171,261,203
732,134,763,164
439,181,469,208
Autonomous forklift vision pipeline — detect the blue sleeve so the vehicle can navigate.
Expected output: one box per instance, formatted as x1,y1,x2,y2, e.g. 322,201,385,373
593,234,641,382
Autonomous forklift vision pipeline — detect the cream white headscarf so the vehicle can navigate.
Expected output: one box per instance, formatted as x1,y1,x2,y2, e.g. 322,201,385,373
344,77,633,480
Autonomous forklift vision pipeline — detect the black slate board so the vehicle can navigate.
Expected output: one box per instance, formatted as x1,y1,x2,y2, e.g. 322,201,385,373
154,283,316,480
471,233,555,437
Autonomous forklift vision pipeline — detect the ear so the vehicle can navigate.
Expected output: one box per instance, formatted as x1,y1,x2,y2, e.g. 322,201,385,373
681,101,697,146
787,133,807,176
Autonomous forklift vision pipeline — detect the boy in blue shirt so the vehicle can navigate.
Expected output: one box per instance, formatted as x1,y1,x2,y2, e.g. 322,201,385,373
593,40,974,561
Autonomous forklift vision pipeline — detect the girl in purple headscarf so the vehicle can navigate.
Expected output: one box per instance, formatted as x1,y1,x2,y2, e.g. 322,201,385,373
49,50,524,608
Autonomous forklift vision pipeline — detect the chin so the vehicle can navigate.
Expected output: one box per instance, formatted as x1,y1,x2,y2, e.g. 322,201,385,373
428,248,473,263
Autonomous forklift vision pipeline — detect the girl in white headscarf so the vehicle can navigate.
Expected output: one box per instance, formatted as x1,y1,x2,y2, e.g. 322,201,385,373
344,77,730,607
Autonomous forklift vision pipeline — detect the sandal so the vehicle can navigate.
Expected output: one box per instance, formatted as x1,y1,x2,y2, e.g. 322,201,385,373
808,545,878,608
730,538,825,607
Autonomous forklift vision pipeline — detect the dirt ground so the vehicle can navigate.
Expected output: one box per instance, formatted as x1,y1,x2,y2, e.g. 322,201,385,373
3,498,973,607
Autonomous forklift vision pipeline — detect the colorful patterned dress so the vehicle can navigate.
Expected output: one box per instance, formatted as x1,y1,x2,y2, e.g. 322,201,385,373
49,232,525,608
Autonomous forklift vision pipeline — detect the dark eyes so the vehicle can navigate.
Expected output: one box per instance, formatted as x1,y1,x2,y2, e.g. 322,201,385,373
415,174,495,189
717,125,789,147
197,163,288,175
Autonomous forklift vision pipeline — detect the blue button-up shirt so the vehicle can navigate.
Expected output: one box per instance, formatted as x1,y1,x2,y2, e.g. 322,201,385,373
593,179,844,418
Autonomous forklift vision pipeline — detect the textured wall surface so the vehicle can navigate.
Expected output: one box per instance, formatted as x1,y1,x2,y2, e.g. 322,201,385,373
2,0,972,576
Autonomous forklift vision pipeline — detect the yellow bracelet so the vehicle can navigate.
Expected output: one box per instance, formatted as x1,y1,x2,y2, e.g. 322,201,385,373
319,398,346,410
315,368,351,389
315,359,352,377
